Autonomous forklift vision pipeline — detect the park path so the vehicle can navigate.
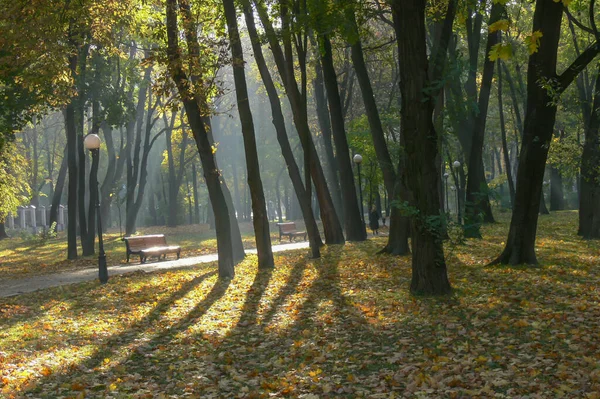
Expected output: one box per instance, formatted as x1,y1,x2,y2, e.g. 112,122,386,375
0,241,310,298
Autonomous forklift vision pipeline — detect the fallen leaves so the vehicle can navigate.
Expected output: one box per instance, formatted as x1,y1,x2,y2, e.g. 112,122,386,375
1,212,599,397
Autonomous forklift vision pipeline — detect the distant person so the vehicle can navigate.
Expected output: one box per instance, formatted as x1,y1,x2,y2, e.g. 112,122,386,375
369,206,379,235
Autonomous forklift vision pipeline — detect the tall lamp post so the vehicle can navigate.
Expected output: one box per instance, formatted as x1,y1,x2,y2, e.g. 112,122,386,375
84,134,108,284
353,154,365,228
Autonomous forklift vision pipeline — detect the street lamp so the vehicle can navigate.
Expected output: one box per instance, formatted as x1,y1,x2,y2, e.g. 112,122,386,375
353,153,365,227
443,172,449,213
84,133,108,284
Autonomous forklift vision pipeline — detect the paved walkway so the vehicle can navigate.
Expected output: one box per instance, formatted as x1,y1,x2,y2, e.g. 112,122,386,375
0,241,310,298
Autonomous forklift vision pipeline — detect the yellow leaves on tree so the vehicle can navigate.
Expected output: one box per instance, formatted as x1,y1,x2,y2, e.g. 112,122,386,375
488,19,510,33
488,43,513,61
525,30,544,54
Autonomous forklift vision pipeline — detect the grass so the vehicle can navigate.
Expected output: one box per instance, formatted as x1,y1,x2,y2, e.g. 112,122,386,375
1,211,600,398
0,221,296,282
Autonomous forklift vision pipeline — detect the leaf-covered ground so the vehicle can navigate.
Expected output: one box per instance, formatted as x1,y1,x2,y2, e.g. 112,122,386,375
0,222,290,281
1,211,600,398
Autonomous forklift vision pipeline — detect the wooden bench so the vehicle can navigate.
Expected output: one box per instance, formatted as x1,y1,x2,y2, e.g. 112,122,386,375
123,234,181,264
276,222,307,242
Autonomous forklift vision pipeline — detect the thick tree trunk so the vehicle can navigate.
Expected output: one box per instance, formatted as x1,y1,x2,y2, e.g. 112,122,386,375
319,34,366,241
167,0,234,279
579,69,600,238
393,0,453,295
243,0,322,257
64,94,78,260
492,0,600,264
223,0,274,269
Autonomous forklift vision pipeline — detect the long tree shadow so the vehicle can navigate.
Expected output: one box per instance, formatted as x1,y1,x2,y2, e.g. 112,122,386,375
233,265,273,330
25,269,220,395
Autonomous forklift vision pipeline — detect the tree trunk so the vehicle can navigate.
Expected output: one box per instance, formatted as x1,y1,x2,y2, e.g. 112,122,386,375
313,59,343,222
223,0,274,269
464,2,503,237
64,91,78,259
254,0,345,245
166,112,179,227
49,147,67,229
492,0,600,265
579,68,600,238
0,222,7,239
550,165,565,211
498,59,516,207
393,0,453,295
167,0,234,279
192,163,200,224
319,34,366,241
243,0,322,257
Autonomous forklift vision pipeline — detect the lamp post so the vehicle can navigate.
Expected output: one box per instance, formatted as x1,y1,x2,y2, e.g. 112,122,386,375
453,160,462,224
353,154,365,228
84,134,108,284
443,172,449,213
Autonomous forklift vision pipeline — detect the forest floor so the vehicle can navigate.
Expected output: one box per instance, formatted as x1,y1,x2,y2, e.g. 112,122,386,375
1,211,600,398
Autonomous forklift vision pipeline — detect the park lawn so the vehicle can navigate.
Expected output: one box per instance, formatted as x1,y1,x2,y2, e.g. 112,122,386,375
0,222,291,282
1,211,600,398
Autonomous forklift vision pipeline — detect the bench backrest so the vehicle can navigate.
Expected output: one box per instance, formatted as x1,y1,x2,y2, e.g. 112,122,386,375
277,223,297,233
124,235,167,252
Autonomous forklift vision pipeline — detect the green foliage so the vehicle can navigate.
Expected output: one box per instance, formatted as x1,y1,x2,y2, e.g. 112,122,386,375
547,134,583,179
0,144,30,222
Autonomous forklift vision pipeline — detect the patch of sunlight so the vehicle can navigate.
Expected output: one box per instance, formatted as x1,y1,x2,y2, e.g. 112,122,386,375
260,265,319,333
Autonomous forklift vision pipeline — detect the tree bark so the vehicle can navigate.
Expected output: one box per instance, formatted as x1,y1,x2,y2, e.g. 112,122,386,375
254,0,345,245
393,0,453,295
318,34,366,241
497,61,515,207
243,0,322,257
464,2,503,237
313,59,343,222
223,0,274,269
167,0,234,279
0,222,7,239
49,147,67,230
64,82,78,259
579,68,600,238
492,0,600,265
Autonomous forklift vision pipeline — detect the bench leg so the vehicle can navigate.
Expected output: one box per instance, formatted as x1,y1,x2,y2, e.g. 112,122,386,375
177,250,181,260
126,253,130,263
140,255,145,264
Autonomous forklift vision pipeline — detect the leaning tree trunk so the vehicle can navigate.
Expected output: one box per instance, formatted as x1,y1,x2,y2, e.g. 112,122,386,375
579,68,600,239
49,147,67,230
313,60,344,223
492,0,600,265
243,0,322,257
345,4,409,254
223,0,274,269
393,0,454,295
254,0,345,245
319,33,366,241
167,0,234,279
